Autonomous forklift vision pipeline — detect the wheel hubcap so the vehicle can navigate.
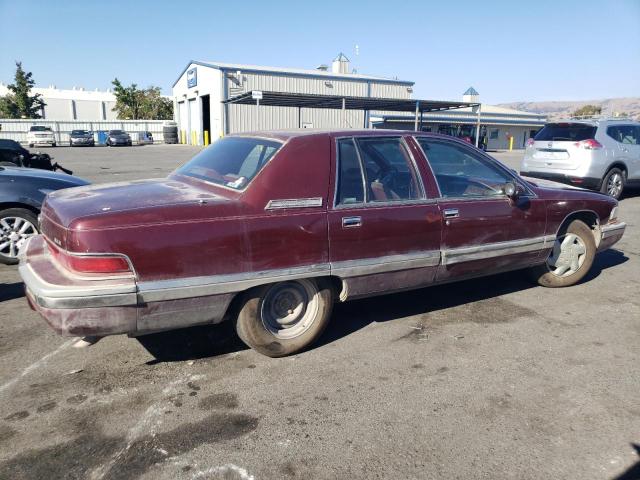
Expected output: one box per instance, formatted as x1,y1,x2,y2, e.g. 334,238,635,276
546,233,587,277
260,280,319,339
607,173,623,197
0,216,37,259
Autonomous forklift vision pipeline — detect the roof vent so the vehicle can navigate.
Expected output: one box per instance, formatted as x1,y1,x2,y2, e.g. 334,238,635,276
332,53,350,74
317,64,329,71
463,86,480,103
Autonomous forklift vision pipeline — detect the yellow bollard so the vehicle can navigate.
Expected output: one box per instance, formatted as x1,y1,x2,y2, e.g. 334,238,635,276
191,131,196,145
509,136,514,151
204,130,209,146
180,130,186,144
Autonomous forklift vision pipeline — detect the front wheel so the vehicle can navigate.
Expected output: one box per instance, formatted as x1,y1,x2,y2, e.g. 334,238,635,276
528,219,596,288
235,278,333,357
600,168,625,199
0,208,40,265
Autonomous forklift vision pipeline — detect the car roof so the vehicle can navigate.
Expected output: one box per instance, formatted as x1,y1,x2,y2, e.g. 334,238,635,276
230,129,456,142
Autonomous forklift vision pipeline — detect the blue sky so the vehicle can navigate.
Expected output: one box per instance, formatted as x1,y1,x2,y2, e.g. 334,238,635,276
1,0,638,104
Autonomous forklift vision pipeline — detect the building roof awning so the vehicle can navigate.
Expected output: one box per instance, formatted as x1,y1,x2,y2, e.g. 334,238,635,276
223,91,479,113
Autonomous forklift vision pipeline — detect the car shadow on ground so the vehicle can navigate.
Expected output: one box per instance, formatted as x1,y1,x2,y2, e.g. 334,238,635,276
0,282,25,302
136,248,628,362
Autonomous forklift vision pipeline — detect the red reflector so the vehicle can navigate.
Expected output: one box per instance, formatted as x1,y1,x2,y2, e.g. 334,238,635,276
571,178,583,184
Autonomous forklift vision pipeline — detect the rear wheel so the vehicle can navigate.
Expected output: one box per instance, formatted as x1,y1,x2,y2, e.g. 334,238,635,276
235,278,333,357
0,208,39,265
600,167,625,199
528,219,596,288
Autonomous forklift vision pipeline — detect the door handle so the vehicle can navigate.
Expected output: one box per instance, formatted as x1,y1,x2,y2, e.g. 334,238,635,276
342,216,362,228
443,208,459,219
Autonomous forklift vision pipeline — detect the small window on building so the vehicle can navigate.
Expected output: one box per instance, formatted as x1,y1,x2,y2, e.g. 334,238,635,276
336,138,365,205
490,129,499,140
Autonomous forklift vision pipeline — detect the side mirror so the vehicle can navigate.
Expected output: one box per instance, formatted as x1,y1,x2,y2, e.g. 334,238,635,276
503,182,522,199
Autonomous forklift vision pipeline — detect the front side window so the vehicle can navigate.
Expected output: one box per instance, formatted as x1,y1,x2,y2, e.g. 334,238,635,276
417,139,511,198
177,136,281,190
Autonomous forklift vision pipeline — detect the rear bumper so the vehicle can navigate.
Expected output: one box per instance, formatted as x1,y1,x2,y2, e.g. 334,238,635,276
19,236,232,337
520,171,602,190
598,222,626,252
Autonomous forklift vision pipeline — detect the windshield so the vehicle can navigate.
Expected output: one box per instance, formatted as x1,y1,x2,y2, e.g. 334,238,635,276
72,130,90,135
176,137,282,190
30,126,51,132
109,130,125,135
534,123,597,142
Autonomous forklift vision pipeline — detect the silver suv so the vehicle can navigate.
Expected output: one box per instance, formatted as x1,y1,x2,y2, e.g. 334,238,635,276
520,118,640,199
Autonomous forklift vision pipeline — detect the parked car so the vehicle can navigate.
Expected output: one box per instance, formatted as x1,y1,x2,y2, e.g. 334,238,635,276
0,166,88,264
138,131,154,145
27,125,56,147
19,131,625,357
0,139,73,174
520,119,640,199
106,130,132,146
69,129,95,147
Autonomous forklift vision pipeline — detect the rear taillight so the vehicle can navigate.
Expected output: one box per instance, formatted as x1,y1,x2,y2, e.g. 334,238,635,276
574,138,603,150
47,240,131,274
526,138,535,147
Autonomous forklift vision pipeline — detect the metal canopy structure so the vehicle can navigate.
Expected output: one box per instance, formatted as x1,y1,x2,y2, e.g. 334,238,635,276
223,90,481,142
224,90,478,114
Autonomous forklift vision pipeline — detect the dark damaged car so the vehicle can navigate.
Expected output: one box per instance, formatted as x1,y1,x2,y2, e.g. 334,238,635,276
19,131,626,356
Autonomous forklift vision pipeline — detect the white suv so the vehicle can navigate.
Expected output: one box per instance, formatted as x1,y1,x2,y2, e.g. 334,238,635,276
520,119,640,199
27,125,56,148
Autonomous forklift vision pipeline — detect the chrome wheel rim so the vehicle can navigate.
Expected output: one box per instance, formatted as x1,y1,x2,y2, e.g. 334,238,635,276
546,233,587,277
607,172,623,197
0,216,38,259
260,280,319,339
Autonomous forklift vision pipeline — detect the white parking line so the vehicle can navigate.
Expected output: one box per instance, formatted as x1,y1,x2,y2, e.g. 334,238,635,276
0,338,76,396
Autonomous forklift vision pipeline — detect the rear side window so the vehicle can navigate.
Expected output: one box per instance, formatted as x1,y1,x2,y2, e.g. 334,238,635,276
607,125,639,145
356,137,422,202
335,137,423,205
177,137,282,190
534,123,596,141
417,139,511,198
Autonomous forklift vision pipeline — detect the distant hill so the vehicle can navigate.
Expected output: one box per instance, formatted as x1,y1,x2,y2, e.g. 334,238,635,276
496,97,640,121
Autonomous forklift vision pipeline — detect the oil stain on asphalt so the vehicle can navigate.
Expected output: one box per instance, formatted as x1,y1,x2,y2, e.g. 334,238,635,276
0,412,259,480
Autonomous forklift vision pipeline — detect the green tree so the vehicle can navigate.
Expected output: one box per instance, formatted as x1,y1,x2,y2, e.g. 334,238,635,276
111,79,173,120
572,104,602,117
0,61,45,118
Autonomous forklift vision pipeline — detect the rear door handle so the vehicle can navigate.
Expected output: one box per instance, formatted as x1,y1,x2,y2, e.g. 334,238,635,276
342,216,362,228
443,208,459,219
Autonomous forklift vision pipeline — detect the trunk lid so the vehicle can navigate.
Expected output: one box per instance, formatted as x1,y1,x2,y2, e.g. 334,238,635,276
40,177,240,250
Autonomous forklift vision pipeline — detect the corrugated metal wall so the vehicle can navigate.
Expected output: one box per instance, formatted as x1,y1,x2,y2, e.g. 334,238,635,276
225,71,412,133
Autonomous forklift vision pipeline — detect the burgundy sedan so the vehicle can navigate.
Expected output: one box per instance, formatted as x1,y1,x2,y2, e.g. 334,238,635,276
19,130,626,357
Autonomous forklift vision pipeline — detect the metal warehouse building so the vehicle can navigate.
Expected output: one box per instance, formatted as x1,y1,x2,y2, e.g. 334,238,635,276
172,54,414,144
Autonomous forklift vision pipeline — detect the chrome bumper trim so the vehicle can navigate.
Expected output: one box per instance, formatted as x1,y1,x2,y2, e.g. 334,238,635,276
601,222,626,239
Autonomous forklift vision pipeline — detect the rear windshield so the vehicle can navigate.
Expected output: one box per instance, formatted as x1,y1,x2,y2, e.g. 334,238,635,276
176,137,281,190
30,126,51,132
72,130,90,135
534,123,597,142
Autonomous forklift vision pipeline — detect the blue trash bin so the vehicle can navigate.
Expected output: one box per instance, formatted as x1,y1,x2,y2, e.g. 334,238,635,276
97,130,108,145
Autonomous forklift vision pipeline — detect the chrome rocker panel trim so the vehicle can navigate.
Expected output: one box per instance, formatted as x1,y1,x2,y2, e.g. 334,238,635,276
441,235,555,265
